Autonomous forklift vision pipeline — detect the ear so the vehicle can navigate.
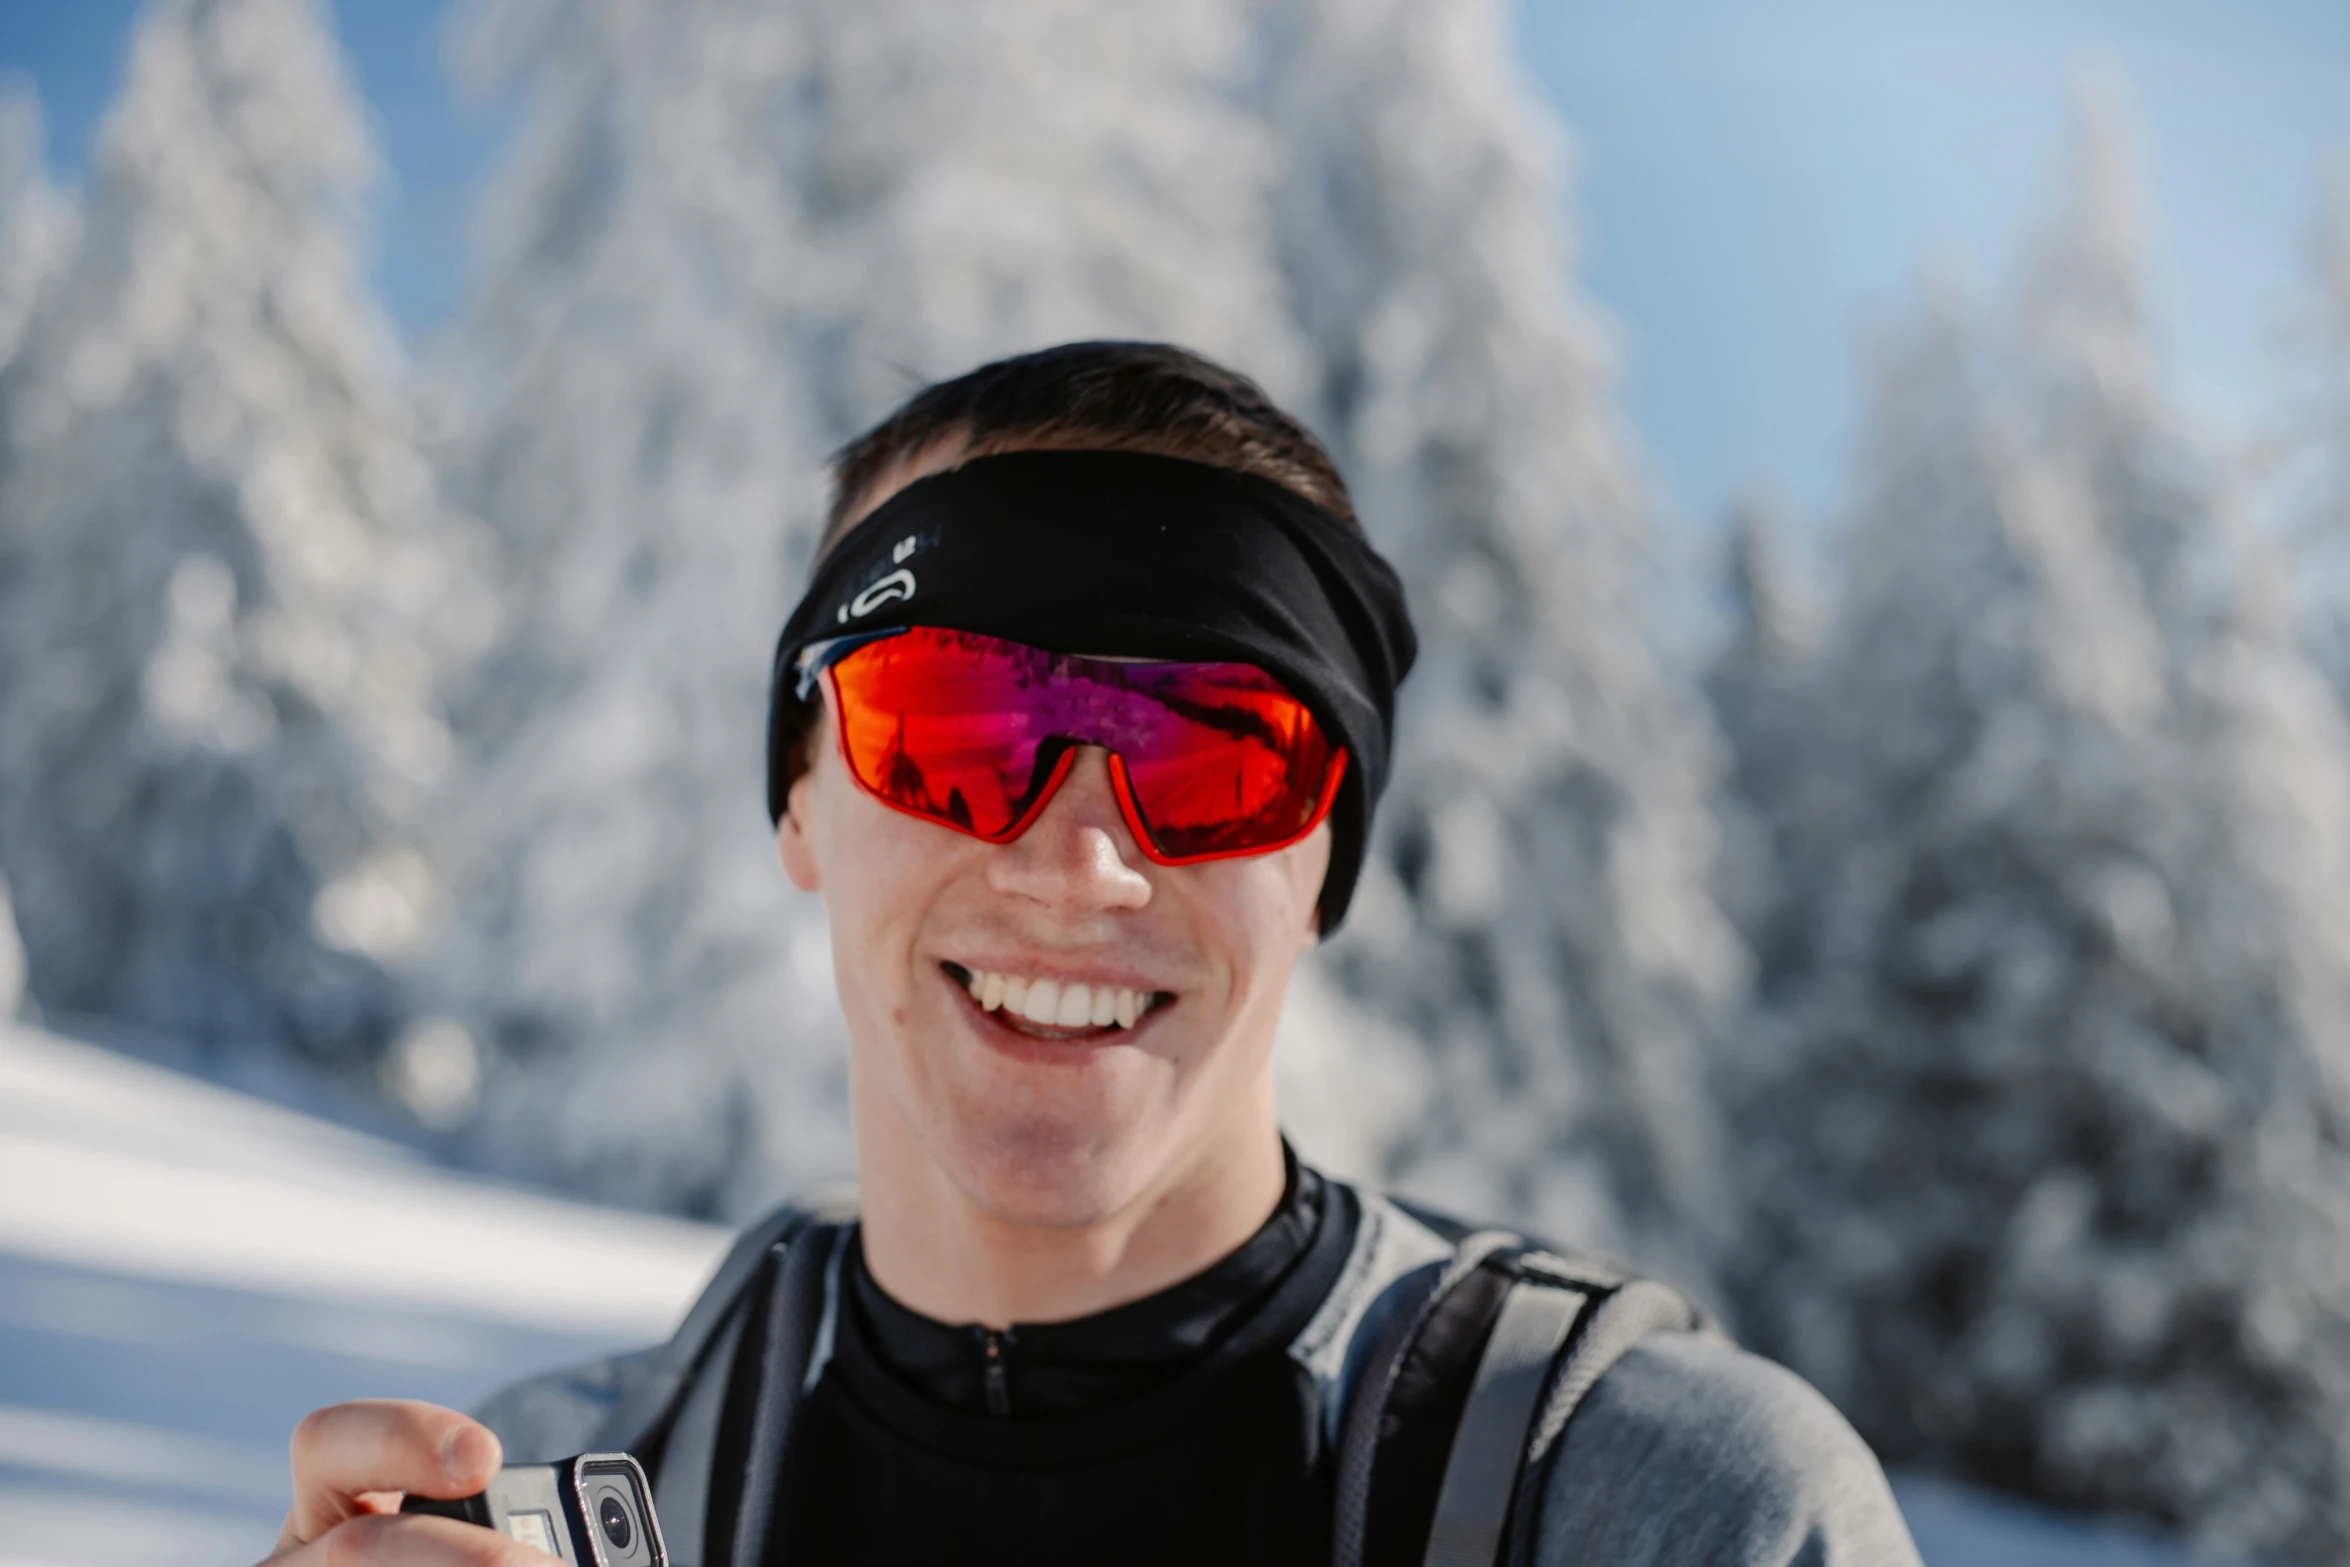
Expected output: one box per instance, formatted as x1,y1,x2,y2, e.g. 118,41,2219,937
777,767,823,893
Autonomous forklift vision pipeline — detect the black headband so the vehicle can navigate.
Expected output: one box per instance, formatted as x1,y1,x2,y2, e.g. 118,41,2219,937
765,449,1417,931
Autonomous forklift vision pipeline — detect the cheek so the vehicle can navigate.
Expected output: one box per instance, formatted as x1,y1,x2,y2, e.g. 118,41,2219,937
809,763,965,972
1185,829,1330,987
1235,825,1330,945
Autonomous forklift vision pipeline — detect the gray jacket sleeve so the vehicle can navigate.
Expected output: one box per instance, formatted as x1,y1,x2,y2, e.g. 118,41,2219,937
1534,1334,1921,1566
471,1344,665,1465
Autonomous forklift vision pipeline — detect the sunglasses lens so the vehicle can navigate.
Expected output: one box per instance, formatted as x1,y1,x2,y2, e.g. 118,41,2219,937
1111,665,1341,859
827,629,1058,838
824,627,1343,860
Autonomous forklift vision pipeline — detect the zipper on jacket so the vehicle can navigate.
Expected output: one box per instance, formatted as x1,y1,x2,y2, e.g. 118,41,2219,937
979,1327,1012,1416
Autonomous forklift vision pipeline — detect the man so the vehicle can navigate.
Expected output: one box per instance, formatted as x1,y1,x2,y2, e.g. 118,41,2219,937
265,343,1920,1566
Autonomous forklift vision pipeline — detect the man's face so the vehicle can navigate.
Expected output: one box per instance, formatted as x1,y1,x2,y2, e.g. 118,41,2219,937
778,688,1329,1230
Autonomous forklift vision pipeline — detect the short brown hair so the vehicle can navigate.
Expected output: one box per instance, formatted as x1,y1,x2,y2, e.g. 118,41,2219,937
823,341,1357,552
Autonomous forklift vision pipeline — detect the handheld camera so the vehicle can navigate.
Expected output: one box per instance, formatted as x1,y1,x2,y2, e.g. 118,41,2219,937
401,1451,666,1567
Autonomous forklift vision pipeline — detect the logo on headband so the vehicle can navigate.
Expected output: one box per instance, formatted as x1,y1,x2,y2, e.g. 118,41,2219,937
838,536,921,623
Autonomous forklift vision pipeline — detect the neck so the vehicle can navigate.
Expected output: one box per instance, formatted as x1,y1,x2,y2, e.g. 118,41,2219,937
853,1082,1287,1329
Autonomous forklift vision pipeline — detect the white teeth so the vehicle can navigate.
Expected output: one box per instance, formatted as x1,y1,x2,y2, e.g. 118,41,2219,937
958,967,1155,1031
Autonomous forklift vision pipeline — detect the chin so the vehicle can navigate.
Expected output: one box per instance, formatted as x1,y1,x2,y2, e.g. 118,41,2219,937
896,1004,1185,1229
934,1109,1161,1232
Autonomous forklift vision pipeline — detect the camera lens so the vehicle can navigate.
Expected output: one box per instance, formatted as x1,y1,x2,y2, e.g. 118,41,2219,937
597,1492,634,1551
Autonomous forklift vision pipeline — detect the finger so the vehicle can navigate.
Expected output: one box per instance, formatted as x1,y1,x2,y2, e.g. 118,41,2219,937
264,1511,560,1567
280,1401,502,1547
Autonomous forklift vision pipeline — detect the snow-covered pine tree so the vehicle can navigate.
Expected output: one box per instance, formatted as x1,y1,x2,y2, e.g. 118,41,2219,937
436,0,1309,1213
0,0,473,1078
793,0,1305,421
0,871,23,1019
0,84,73,375
1703,499,1814,959
1264,0,1745,1275
2300,172,2350,698
1733,85,2350,1563
430,0,843,1213
0,90,70,1034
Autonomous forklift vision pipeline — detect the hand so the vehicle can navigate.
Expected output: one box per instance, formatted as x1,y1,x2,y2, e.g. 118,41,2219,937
260,1399,555,1565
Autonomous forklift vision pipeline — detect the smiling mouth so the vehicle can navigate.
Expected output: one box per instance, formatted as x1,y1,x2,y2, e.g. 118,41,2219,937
940,961,1174,1040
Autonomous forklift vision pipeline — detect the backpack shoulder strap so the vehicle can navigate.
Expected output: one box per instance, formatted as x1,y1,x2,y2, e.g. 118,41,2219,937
1330,1226,1716,1567
1494,1266,1721,1567
645,1282,751,1564
587,1198,826,1454
1330,1228,1521,1567
591,1194,856,1567
708,1216,847,1567
1421,1271,1589,1567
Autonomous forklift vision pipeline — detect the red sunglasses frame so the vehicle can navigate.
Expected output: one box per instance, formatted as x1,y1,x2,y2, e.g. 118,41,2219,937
815,642,1349,867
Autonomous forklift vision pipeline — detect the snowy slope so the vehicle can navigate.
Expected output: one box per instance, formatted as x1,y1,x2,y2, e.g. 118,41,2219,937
0,1021,725,1338
1895,1475,2281,1567
0,1019,724,1567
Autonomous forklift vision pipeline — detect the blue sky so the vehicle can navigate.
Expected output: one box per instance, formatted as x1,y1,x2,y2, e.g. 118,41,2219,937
2,0,2346,562
1527,0,2350,547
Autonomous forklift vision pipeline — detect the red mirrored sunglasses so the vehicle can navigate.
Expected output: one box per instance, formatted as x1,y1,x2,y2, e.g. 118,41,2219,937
798,625,1347,864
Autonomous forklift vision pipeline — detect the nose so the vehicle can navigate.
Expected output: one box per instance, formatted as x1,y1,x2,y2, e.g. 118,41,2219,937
986,747,1154,914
